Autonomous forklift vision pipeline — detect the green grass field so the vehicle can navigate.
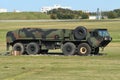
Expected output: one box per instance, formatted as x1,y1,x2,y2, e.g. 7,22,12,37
0,20,120,80
0,12,50,20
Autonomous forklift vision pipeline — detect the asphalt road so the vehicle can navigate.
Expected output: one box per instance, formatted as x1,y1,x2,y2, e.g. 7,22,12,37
0,19,120,22
0,19,81,22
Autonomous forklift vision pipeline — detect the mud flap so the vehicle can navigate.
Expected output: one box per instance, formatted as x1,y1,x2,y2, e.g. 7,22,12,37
6,43,10,54
6,43,10,51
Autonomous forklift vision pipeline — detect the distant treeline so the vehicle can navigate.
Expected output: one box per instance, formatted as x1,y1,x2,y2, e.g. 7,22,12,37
105,9,120,18
48,8,89,19
90,9,120,19
48,8,120,19
0,8,120,20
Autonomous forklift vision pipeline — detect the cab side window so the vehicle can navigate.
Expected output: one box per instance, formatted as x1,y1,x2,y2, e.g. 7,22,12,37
93,32,98,37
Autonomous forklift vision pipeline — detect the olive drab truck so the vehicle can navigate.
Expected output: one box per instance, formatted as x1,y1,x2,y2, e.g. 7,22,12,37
6,26,112,55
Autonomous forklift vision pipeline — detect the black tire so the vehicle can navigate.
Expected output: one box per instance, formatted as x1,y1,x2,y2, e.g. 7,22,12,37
26,42,40,55
93,47,99,55
74,26,87,40
62,42,76,55
13,43,25,54
77,43,91,56
41,50,48,54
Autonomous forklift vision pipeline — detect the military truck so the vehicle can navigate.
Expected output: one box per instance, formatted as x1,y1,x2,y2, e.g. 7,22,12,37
6,26,112,55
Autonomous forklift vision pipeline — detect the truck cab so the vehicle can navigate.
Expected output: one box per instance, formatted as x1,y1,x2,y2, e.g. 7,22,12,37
91,29,112,47
97,29,112,47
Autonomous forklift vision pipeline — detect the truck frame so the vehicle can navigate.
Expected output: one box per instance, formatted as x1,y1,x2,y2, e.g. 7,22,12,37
6,26,112,55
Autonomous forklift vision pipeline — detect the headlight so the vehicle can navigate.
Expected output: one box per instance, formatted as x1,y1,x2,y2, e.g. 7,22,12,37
109,37,112,41
104,37,108,40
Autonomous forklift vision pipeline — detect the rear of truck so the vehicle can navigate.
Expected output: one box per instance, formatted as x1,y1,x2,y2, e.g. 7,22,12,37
6,28,72,55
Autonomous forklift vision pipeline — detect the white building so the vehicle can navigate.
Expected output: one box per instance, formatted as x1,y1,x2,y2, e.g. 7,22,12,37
0,8,7,13
13,9,21,13
89,16,97,20
89,16,102,20
41,4,71,13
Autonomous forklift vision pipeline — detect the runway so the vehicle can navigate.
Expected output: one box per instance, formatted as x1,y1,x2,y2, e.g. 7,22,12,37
0,19,80,22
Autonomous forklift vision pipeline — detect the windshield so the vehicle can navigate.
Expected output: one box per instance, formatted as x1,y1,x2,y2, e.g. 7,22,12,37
98,30,110,37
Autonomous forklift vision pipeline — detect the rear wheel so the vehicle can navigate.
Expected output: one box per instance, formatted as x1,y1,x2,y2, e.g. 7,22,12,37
77,43,91,56
26,42,40,55
62,42,76,56
13,43,25,54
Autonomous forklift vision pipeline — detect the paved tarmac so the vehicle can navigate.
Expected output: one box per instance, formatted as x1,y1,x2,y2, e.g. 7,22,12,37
0,19,80,22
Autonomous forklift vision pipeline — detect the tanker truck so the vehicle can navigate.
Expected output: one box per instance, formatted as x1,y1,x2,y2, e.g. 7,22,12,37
6,26,112,55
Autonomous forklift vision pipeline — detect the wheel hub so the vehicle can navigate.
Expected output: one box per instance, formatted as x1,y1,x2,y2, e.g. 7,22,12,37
80,47,87,54
66,46,72,52
16,46,21,51
30,46,35,52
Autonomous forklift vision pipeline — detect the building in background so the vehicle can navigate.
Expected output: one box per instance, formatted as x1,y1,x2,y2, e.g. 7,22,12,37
89,8,102,20
13,9,21,13
89,16,97,20
41,4,71,13
0,8,7,13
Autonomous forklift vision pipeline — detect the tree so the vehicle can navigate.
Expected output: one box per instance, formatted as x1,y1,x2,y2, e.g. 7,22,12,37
81,13,89,19
57,13,74,19
48,8,83,19
114,9,120,17
50,14,57,19
107,11,117,19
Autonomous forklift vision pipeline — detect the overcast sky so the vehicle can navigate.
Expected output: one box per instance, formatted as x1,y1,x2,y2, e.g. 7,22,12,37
0,0,120,12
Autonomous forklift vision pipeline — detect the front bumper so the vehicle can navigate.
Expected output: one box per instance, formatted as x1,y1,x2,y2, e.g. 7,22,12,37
99,37,112,47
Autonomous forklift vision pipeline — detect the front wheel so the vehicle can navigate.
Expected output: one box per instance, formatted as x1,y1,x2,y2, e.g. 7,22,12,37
77,43,91,56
